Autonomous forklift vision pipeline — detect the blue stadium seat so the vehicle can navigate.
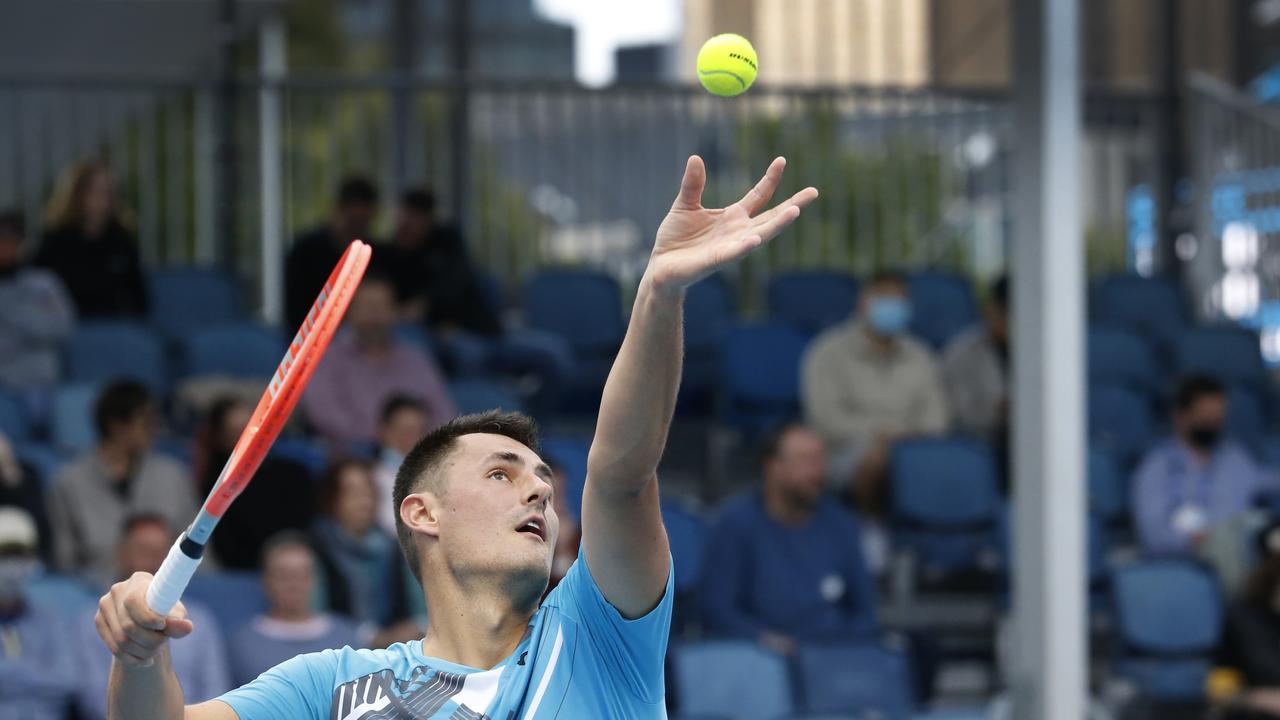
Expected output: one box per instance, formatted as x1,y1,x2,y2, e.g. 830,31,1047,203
540,434,588,519
671,641,795,720
147,267,242,341
766,270,859,338
267,436,327,478
1088,447,1127,525
1088,324,1161,394
14,441,64,487
720,323,808,439
0,388,29,443
661,498,707,596
185,571,267,634
51,382,100,453
523,269,624,356
180,322,285,379
795,642,914,716
1091,274,1188,347
26,572,97,616
448,379,525,416
1176,325,1267,390
1226,385,1267,455
1111,559,1223,701
1088,383,1156,467
64,321,168,392
682,276,734,413
908,271,979,349
890,438,1002,577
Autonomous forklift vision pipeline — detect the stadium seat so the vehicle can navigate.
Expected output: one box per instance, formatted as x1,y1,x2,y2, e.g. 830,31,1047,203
1088,383,1157,467
523,269,624,356
1111,558,1223,701
1091,274,1188,348
720,323,809,439
1088,447,1127,526
889,438,1002,578
147,267,242,341
1087,324,1161,395
0,388,28,443
660,498,707,596
1226,385,1267,455
180,322,285,379
766,270,859,338
671,641,795,720
795,642,914,716
908,271,979,349
540,434,588,519
1261,435,1280,471
14,441,64,487
1175,325,1267,390
51,382,100,453
681,276,734,413
184,571,267,634
448,378,525,416
26,572,97,616
64,321,168,392
267,436,327,478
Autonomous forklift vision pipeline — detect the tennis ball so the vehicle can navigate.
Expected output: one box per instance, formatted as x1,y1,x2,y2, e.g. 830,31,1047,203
697,34,758,97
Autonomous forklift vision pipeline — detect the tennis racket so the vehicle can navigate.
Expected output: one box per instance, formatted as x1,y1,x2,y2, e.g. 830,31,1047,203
146,239,372,615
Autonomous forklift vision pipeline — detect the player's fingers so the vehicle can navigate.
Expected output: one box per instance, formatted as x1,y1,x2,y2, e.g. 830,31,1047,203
751,186,820,227
164,615,194,640
95,606,121,656
121,577,166,632
752,204,803,243
736,156,786,214
673,155,707,209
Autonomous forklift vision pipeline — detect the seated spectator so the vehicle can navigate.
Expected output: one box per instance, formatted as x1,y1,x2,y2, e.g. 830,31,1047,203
285,176,379,331
1133,375,1271,555
74,514,229,719
301,274,455,450
942,275,1008,445
0,432,54,564
35,160,148,318
0,210,75,391
0,507,78,720
700,424,877,655
47,380,195,585
1217,523,1280,719
228,532,359,685
386,188,501,337
310,460,417,645
372,395,428,536
801,270,949,517
193,395,314,570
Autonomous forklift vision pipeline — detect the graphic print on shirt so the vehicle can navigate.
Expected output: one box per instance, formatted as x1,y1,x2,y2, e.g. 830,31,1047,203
330,665,500,720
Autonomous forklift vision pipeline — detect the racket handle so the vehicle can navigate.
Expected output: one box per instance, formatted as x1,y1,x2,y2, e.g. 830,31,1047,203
146,534,204,615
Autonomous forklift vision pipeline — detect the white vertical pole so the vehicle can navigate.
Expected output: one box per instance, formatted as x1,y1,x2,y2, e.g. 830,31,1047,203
1010,0,1086,718
259,12,286,325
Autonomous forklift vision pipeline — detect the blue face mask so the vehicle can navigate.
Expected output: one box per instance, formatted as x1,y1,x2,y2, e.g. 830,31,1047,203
868,296,912,335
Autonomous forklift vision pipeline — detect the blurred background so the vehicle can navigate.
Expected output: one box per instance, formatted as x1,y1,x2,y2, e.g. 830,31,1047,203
6,1,1280,719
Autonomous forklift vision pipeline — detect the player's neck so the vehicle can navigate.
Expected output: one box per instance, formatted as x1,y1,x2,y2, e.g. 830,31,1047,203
419,577,538,670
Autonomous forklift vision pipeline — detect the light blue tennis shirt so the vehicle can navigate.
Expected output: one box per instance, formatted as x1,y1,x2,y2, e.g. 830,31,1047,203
219,549,673,719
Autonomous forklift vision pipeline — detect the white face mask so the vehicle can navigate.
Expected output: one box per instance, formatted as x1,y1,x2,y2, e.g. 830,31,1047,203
0,558,35,602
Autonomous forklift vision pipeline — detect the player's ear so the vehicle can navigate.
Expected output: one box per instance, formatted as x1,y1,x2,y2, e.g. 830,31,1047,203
401,491,441,539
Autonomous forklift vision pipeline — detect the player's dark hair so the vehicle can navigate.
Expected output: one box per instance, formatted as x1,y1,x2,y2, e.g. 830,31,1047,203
336,176,378,208
94,379,153,439
0,209,24,238
316,458,375,517
120,512,171,540
380,394,426,426
400,188,437,215
394,411,541,583
1174,374,1225,412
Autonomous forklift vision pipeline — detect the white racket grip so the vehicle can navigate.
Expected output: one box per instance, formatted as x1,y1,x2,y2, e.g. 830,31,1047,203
146,536,203,615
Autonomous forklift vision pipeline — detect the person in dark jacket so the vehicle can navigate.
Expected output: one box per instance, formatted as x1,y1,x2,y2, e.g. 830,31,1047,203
284,176,380,331
1218,523,1280,719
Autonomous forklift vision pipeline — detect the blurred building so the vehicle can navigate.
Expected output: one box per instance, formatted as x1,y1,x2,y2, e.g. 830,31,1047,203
615,43,676,84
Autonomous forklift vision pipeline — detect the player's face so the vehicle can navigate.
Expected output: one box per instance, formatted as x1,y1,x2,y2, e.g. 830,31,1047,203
434,433,559,592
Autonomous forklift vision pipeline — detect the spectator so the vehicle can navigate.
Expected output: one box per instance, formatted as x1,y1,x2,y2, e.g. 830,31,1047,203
1216,523,1280,719
47,380,195,585
35,160,148,318
801,270,949,517
310,460,417,645
0,210,75,391
1133,375,1271,555
193,395,314,570
386,188,501,337
301,273,455,450
700,424,877,655
228,532,359,685
74,514,229,719
372,394,428,536
284,176,379,331
0,507,78,720
941,275,1008,444
0,432,54,565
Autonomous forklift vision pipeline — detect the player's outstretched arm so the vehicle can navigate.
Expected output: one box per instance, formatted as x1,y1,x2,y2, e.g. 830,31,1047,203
582,155,817,617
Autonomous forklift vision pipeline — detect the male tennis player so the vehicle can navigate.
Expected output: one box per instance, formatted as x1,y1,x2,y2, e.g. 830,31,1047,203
93,156,818,719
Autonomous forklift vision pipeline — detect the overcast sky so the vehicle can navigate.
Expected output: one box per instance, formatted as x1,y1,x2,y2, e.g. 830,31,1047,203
533,0,682,85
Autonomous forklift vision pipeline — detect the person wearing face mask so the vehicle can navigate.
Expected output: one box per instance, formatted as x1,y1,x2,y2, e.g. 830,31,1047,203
801,270,949,566
1132,374,1271,556
0,210,75,393
0,507,78,720
372,394,429,537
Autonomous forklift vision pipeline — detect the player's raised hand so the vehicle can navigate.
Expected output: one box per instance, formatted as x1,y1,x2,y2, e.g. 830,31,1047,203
647,155,818,292
95,572,194,668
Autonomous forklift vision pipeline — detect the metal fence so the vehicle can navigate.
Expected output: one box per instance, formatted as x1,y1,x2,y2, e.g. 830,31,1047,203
0,75,1161,319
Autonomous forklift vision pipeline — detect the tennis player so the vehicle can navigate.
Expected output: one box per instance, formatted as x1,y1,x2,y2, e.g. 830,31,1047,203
93,156,818,719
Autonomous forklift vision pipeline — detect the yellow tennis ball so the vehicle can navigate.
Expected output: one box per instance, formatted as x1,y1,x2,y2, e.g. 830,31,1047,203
697,34,758,97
